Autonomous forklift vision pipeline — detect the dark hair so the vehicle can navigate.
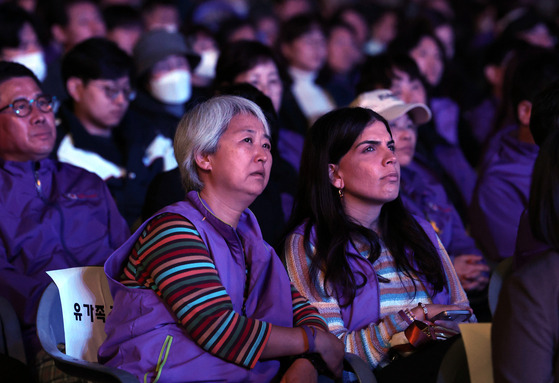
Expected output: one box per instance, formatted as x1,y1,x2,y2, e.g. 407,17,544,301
283,107,446,306
529,128,559,251
529,80,559,147
39,0,98,28
278,13,325,45
387,19,446,89
214,40,283,87
0,61,41,89
0,3,44,51
102,5,142,31
356,53,424,95
61,37,133,85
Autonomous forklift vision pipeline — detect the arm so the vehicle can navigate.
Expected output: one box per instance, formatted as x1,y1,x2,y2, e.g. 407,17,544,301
492,253,559,383
284,232,409,369
125,213,272,368
126,213,342,374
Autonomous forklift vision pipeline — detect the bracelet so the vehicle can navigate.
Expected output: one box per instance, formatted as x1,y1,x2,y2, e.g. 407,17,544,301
301,326,316,353
418,302,429,320
398,308,416,325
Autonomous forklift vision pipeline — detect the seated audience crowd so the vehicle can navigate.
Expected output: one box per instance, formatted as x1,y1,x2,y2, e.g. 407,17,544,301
1,0,558,381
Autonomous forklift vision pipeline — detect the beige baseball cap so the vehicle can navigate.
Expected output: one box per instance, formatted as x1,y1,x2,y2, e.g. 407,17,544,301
350,89,432,125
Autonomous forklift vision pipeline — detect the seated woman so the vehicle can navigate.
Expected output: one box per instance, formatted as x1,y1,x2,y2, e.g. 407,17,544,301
282,107,473,381
99,96,344,382
492,128,559,383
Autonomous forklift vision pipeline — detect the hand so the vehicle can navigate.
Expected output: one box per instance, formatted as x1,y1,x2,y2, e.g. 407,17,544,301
313,328,345,378
453,254,490,291
280,358,318,383
411,303,472,323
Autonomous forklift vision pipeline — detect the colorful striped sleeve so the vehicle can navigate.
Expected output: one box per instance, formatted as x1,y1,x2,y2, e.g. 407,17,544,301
284,232,407,369
291,284,328,330
121,213,272,368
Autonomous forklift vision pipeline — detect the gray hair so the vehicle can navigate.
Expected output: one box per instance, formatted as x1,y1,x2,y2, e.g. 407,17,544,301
174,95,270,192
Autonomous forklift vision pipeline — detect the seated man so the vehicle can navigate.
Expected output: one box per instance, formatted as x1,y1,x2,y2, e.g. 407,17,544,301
0,62,129,377
55,37,164,226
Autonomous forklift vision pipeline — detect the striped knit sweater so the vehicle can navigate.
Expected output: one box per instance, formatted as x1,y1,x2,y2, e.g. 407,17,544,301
120,213,327,369
284,231,470,369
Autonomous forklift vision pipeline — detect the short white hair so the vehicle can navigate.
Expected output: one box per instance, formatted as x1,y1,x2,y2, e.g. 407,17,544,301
174,95,270,192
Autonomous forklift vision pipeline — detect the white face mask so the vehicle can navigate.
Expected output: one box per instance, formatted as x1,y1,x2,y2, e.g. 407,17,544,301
194,49,219,79
12,51,47,82
149,69,192,104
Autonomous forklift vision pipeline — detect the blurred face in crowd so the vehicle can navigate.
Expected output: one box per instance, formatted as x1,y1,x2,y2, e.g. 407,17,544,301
69,75,132,135
388,113,417,167
327,26,361,75
372,12,398,45
143,4,179,32
54,2,106,51
148,55,192,104
0,77,56,161
282,26,327,72
390,68,427,105
409,36,444,86
0,23,46,81
234,60,283,112
107,25,143,56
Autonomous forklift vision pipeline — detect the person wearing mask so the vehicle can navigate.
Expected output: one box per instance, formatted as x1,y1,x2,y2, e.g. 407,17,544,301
0,3,47,83
128,29,200,144
0,61,129,381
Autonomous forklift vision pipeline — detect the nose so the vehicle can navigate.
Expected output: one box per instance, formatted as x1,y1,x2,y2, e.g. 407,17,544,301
383,148,397,166
255,144,270,163
29,102,47,123
113,90,128,106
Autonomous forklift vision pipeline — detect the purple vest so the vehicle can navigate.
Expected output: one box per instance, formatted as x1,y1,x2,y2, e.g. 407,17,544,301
99,191,294,382
293,217,451,331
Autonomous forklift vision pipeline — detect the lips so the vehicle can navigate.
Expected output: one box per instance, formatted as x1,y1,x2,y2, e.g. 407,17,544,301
381,171,399,182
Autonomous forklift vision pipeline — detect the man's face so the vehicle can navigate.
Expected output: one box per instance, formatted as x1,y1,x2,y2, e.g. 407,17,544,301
61,2,106,50
72,76,132,133
0,77,56,161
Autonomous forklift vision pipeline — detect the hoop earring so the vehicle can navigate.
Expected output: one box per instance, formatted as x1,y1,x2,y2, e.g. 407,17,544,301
338,188,344,199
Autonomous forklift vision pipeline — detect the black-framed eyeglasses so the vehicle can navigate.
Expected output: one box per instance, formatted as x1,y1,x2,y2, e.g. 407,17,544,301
0,95,59,118
93,84,136,102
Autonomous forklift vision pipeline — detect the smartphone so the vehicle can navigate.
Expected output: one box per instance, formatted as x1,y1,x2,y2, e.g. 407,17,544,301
430,310,472,322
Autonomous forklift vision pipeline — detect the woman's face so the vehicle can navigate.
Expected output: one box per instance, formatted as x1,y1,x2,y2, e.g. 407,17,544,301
391,68,427,104
234,60,283,112
331,120,400,212
327,26,361,75
282,27,327,72
203,113,272,202
409,36,444,86
389,114,417,167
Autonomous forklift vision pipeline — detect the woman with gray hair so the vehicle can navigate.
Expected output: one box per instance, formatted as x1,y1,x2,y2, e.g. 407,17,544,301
99,95,344,382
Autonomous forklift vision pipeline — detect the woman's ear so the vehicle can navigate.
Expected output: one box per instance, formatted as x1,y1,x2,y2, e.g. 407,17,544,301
195,152,212,171
328,163,344,189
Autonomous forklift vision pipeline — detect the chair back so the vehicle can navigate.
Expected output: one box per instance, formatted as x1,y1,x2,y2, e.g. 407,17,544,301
37,267,137,382
0,296,26,364
488,258,514,315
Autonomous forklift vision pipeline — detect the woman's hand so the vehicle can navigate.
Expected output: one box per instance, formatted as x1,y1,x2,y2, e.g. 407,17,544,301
280,358,318,383
453,254,490,291
313,328,345,378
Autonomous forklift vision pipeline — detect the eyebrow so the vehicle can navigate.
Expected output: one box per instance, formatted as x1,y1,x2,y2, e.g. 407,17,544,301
356,139,395,147
240,128,272,141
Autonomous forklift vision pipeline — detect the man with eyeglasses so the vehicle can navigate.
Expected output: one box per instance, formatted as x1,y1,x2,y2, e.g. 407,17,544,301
55,37,163,226
0,61,129,380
